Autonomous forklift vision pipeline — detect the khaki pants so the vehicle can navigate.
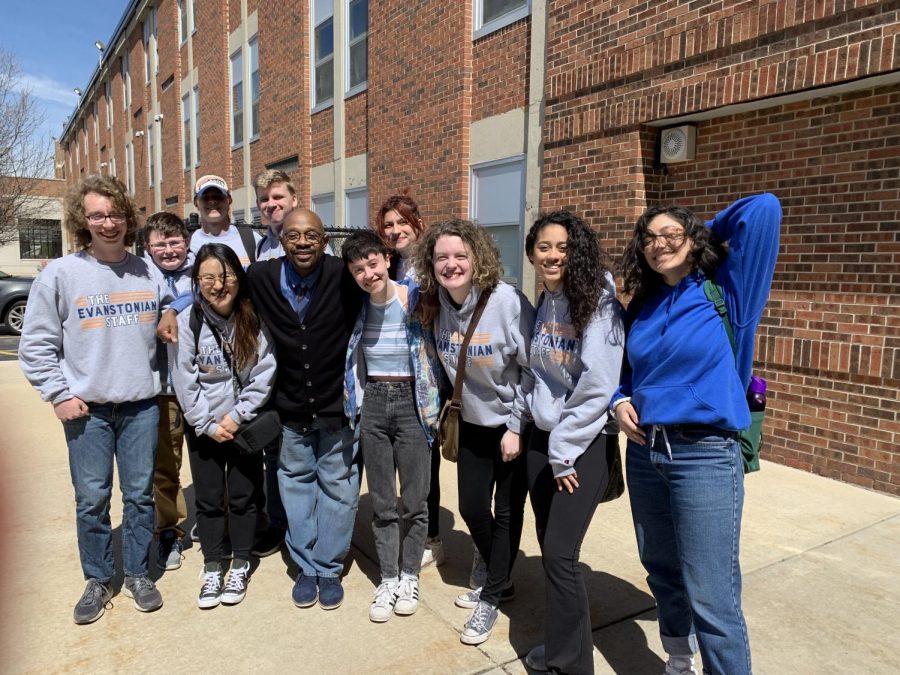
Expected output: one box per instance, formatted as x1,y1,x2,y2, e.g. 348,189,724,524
154,395,187,536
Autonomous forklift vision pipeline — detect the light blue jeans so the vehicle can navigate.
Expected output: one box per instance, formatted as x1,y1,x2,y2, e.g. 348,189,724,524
626,424,751,675
279,417,360,578
63,398,159,582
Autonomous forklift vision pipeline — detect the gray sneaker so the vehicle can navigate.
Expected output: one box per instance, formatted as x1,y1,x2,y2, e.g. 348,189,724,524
157,531,184,571
122,575,163,612
455,580,515,609
460,600,498,645
73,579,112,625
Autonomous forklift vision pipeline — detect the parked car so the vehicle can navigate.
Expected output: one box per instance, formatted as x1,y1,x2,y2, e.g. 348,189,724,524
0,270,34,336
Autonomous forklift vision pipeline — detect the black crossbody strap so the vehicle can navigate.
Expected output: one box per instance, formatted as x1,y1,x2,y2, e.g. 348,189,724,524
449,287,493,406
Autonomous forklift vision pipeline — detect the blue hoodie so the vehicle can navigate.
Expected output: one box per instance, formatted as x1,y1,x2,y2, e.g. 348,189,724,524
612,193,781,431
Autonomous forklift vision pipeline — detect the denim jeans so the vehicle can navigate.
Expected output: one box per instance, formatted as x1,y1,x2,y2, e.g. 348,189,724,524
64,397,159,582
626,424,751,675
360,381,431,579
279,417,360,578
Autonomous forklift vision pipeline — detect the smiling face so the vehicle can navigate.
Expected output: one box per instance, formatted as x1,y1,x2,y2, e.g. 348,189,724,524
84,192,127,257
642,213,694,285
531,223,568,292
197,257,238,316
348,252,392,301
146,230,188,272
256,181,298,234
382,209,420,257
194,189,232,231
433,235,474,302
281,209,328,276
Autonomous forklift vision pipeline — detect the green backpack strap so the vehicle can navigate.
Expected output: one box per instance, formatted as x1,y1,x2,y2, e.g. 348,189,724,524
703,278,735,357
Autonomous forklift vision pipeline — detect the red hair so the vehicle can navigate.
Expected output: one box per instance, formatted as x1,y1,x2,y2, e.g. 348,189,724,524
373,192,426,244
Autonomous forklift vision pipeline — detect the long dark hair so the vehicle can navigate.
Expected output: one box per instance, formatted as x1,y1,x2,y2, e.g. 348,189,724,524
620,205,726,302
526,210,611,339
191,243,260,371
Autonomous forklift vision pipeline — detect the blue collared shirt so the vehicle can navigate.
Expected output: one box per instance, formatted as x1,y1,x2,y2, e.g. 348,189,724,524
280,258,323,323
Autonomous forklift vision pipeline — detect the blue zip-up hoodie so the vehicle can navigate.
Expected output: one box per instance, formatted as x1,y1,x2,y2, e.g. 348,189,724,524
611,193,781,430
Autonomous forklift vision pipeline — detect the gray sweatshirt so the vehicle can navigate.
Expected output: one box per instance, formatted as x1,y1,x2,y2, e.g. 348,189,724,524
169,302,276,438
144,252,193,395
19,250,173,405
435,282,534,433
526,274,625,477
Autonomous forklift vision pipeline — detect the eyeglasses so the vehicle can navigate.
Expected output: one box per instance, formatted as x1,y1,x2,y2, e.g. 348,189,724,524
198,273,238,286
641,231,685,250
148,239,186,251
282,231,323,245
87,212,127,226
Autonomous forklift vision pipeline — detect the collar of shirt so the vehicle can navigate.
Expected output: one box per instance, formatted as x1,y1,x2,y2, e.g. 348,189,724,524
280,257,324,318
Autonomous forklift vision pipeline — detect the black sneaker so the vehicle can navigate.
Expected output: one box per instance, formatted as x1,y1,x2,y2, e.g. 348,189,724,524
221,560,250,605
251,527,284,558
123,575,163,612
198,562,224,609
73,579,112,625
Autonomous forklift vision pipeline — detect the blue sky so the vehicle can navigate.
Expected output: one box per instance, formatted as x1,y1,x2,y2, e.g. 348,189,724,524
1,0,128,145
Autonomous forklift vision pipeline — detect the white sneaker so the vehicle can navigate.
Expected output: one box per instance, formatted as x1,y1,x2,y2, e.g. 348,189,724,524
455,580,515,609
469,545,486,589
221,561,250,605
393,574,420,615
421,536,446,567
369,579,398,623
197,563,224,609
664,655,698,675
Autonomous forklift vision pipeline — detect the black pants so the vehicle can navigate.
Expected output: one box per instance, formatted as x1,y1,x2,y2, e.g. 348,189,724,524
426,438,441,538
187,428,264,564
457,419,527,606
526,424,616,675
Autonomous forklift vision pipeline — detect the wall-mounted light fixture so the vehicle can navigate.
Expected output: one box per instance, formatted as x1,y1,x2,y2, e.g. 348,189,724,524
154,113,164,122
73,88,83,97
134,130,145,137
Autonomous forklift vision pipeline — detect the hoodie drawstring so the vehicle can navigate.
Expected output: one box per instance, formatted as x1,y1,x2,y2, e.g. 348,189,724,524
650,424,673,460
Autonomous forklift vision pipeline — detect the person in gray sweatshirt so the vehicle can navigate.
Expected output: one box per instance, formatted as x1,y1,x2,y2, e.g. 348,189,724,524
168,244,276,609
521,211,625,675
143,212,194,572
19,174,172,624
413,219,535,647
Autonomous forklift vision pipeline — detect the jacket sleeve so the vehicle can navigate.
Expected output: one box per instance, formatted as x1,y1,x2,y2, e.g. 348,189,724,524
549,296,625,478
18,278,72,404
506,292,536,434
229,323,277,424
168,315,218,437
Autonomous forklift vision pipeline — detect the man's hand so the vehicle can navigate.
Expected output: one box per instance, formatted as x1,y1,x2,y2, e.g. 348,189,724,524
500,429,521,462
157,309,179,343
54,397,89,421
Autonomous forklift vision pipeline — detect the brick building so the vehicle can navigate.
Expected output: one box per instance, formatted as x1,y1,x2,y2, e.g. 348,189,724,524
60,0,899,494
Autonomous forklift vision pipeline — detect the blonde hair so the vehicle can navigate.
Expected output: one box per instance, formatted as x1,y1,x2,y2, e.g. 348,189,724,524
254,169,296,196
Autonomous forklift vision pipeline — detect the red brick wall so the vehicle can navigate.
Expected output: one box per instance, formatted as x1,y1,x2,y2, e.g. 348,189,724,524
157,0,183,211
345,92,368,158
472,18,530,122
311,108,334,171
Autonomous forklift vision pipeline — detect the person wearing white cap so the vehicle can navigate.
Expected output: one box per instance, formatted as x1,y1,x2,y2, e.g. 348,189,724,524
190,175,261,268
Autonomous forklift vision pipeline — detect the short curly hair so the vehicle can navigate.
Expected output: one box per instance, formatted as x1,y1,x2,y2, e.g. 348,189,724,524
64,174,140,250
411,219,502,324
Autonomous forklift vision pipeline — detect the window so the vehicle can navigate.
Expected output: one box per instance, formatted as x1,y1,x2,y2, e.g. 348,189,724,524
105,80,112,128
311,193,335,230
470,156,525,285
121,52,131,109
179,0,187,44
182,93,191,170
193,86,200,165
147,125,155,187
345,187,368,229
312,0,334,109
347,0,367,93
125,142,135,194
230,49,243,147
92,102,99,141
109,156,117,177
191,0,197,33
474,0,530,39
143,18,150,83
19,220,63,260
249,37,260,139
82,120,87,158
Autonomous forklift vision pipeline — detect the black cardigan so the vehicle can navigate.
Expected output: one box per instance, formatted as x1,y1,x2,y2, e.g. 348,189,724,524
247,255,361,423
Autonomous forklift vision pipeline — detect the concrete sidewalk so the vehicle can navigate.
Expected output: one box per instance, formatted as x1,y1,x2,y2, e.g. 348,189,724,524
0,359,897,674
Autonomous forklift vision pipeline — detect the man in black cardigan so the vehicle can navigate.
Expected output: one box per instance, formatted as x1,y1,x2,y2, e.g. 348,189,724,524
246,209,362,611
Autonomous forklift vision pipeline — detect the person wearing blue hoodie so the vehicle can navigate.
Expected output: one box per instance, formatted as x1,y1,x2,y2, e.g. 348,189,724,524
611,193,781,675
522,211,625,675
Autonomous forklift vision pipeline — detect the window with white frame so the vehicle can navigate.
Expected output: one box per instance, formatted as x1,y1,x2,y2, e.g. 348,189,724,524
345,187,368,229
126,141,135,194
92,101,99,141
147,125,155,187
82,120,87,158
193,86,200,165
230,49,243,146
249,36,259,139
182,93,191,170
191,0,197,33
347,0,367,93
143,14,151,83
105,80,112,128
311,193,335,230
312,0,334,109
470,156,525,286
121,52,131,109
474,0,530,39
110,156,117,177
179,0,187,44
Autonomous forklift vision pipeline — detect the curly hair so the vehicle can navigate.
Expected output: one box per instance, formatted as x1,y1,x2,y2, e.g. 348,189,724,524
620,205,727,303
63,174,140,250
192,244,260,372
411,219,502,325
526,210,612,339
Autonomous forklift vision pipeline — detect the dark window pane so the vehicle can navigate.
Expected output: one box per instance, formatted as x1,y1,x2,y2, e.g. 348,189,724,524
483,0,526,25
233,110,243,145
316,17,333,59
251,101,259,137
315,60,333,103
349,0,367,40
349,39,367,89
